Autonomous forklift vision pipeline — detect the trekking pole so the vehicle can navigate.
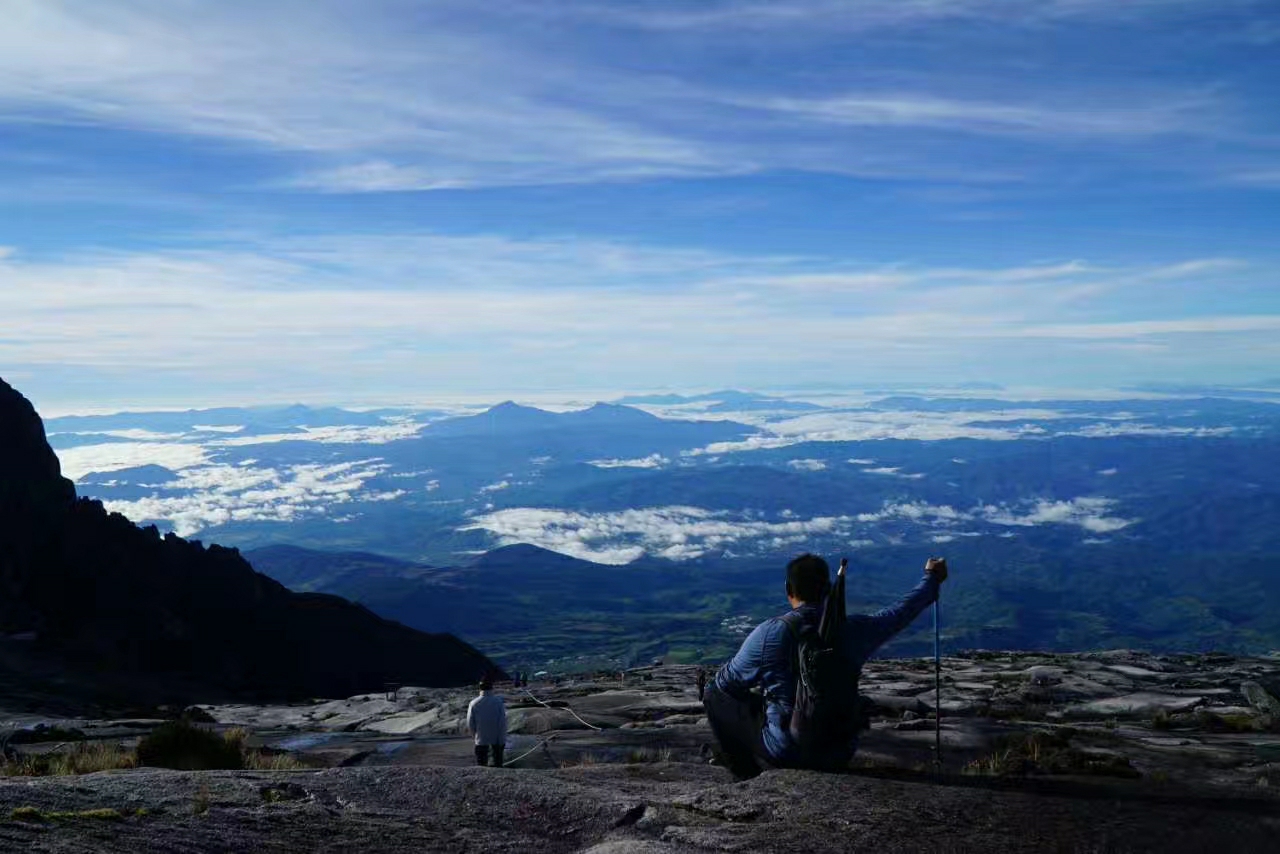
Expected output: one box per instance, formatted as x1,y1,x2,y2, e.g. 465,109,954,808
933,580,942,774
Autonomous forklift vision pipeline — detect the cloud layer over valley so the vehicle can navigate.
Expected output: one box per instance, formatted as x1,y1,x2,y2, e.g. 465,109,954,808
462,496,1135,564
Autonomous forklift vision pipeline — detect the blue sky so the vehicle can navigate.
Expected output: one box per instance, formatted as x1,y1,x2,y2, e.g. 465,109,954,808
2,0,1278,412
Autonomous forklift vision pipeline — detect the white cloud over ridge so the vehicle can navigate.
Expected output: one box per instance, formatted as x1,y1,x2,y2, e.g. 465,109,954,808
461,496,1135,563
589,454,670,469
787,458,827,471
461,506,856,564
102,460,406,538
56,442,209,481
210,422,427,447
683,404,1248,457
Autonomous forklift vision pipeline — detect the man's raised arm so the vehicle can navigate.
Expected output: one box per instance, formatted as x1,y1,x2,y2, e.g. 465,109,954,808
851,558,947,658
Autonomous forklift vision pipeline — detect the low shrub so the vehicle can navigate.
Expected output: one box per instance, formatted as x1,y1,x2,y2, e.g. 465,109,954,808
136,721,243,771
4,723,306,777
963,730,1139,779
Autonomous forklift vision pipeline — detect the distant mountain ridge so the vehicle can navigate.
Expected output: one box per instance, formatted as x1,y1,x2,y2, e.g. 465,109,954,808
0,377,501,707
615,389,822,412
423,400,676,438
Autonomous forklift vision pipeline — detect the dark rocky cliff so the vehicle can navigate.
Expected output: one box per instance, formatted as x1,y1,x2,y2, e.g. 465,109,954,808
0,377,500,704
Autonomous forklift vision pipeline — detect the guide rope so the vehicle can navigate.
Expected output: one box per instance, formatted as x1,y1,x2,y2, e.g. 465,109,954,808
521,687,603,732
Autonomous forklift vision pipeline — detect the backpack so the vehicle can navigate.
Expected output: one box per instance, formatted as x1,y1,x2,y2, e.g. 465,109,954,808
781,610,867,765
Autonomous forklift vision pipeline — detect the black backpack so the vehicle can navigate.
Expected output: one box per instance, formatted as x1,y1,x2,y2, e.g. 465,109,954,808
781,611,865,765
783,559,873,765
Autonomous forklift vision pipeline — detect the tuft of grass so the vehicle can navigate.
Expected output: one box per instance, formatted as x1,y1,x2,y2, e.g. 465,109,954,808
2,742,136,777
625,747,674,764
192,782,211,816
243,750,307,771
222,727,250,751
963,730,1139,780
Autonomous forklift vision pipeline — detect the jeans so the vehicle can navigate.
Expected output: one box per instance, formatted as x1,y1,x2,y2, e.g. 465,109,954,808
475,743,505,767
703,682,770,778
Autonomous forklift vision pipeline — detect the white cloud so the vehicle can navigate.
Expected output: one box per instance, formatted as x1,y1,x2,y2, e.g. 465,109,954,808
589,454,670,469
459,494,1135,563
2,236,1271,403
979,497,1134,533
1064,424,1235,438
101,459,405,537
54,428,188,441
787,458,827,471
575,0,1236,32
461,505,857,564
210,422,426,447
750,92,1201,139
56,442,208,481
0,0,1247,196
478,480,511,493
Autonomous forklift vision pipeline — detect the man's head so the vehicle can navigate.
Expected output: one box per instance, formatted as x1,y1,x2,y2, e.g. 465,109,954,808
786,553,831,604
479,676,494,692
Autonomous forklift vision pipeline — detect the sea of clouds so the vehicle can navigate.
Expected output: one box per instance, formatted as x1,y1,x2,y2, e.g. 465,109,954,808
462,497,1134,564
45,393,1222,544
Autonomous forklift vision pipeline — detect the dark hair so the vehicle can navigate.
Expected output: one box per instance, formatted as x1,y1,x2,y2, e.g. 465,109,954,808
786,553,830,603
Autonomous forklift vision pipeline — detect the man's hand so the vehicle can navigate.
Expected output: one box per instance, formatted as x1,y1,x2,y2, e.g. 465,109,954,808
925,557,948,583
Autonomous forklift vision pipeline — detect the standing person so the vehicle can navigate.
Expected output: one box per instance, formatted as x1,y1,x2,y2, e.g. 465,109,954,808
467,676,507,767
696,667,707,702
704,553,947,778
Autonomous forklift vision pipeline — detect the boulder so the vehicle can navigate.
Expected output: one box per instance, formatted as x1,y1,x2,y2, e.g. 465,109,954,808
1240,681,1280,716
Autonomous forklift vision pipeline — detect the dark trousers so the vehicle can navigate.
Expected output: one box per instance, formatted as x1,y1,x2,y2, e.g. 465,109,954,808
703,682,768,779
475,744,505,767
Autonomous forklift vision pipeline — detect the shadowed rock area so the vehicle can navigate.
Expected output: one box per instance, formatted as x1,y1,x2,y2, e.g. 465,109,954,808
4,658,1279,851
0,377,500,706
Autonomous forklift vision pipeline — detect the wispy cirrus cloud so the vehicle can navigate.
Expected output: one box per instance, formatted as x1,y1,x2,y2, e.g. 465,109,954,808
557,0,1253,32
0,0,1259,194
740,92,1207,139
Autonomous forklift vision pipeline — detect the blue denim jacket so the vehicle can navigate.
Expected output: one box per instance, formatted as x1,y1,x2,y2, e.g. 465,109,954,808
713,574,939,764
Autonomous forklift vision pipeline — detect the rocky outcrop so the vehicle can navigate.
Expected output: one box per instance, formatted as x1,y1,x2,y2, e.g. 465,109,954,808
0,378,500,706
4,655,1279,851
0,758,1276,852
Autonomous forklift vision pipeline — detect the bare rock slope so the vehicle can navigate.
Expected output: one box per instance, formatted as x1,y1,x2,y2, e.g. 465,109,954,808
4,655,1279,851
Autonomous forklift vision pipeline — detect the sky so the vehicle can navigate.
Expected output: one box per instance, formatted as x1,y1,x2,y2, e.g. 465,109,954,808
2,0,1278,413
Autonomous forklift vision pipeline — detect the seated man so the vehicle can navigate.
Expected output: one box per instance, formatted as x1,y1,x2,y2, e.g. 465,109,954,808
704,553,947,777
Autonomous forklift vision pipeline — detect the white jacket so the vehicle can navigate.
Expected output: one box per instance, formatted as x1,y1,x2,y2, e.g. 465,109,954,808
466,691,507,746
